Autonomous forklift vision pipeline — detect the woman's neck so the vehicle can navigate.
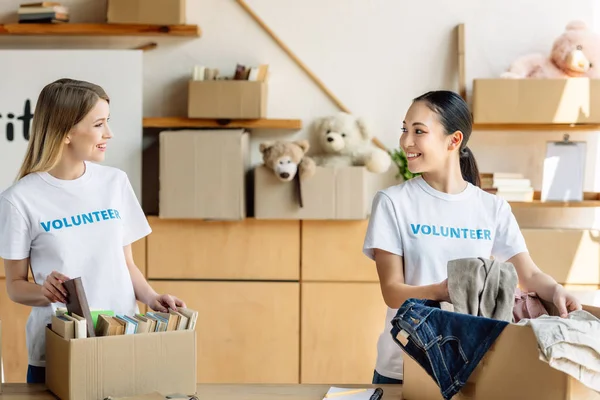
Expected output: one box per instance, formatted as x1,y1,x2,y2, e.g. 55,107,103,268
48,158,86,180
421,160,467,194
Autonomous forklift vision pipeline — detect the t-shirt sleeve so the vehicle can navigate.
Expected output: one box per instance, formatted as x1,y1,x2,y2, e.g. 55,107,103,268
120,173,152,246
362,191,403,261
0,197,32,260
491,198,528,262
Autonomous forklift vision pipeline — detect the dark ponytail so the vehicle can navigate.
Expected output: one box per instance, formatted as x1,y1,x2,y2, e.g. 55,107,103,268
412,90,481,187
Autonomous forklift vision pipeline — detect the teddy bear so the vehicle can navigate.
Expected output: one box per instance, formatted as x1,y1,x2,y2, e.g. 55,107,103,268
309,112,391,174
501,20,600,79
259,139,316,182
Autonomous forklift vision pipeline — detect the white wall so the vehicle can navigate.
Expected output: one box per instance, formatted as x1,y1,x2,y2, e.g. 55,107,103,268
0,0,597,191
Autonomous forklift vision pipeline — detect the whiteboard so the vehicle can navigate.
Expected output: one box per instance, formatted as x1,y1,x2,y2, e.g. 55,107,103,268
0,50,143,200
541,140,586,202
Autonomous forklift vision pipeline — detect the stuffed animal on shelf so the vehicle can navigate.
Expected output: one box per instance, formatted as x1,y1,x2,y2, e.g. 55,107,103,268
501,20,600,79
310,112,391,174
259,139,316,182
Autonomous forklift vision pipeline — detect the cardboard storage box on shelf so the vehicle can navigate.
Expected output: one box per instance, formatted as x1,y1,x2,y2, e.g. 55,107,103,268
472,78,600,124
188,80,267,119
45,327,196,400
253,165,369,220
159,129,249,220
402,302,600,400
107,0,185,25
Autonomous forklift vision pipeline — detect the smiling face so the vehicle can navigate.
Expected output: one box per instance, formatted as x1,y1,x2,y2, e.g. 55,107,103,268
64,98,112,162
400,101,462,174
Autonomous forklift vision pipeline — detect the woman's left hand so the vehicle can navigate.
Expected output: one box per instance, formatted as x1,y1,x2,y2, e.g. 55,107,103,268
148,293,186,312
552,285,582,318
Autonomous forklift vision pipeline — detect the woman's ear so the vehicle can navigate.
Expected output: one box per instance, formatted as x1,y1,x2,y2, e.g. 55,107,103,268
448,130,463,151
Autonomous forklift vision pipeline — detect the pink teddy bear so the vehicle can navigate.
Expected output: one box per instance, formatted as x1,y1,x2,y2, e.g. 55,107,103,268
501,20,600,79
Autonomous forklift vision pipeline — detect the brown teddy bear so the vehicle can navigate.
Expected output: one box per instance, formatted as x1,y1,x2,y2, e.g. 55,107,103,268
259,140,316,182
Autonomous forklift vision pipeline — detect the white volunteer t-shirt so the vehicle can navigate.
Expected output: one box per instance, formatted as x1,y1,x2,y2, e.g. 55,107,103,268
363,175,528,380
0,161,152,367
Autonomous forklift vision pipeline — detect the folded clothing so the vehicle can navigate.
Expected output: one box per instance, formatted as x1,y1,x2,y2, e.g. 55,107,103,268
390,298,508,400
518,310,600,393
447,257,518,322
513,288,548,323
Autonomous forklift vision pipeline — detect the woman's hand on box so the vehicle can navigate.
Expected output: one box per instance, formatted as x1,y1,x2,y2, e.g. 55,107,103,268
552,285,582,318
149,293,187,312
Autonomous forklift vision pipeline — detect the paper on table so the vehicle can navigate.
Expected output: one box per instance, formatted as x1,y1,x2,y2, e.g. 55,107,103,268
323,387,382,399
541,139,586,202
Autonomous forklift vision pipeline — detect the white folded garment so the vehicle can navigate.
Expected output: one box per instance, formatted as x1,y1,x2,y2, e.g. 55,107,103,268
518,310,600,393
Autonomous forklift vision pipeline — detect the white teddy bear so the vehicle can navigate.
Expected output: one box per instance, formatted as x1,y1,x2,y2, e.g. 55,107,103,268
310,112,391,174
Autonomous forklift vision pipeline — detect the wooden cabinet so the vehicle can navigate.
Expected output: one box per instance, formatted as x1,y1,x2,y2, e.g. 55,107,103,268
0,277,31,383
522,229,600,285
147,217,299,280
301,221,377,282
300,282,386,384
149,280,300,384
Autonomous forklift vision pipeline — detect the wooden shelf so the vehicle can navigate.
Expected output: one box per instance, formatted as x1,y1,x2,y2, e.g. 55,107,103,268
143,117,303,130
508,192,600,208
0,23,201,37
473,123,600,131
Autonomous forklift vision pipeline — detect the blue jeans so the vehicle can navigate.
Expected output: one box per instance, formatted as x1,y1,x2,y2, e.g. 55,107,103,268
372,370,403,384
27,365,45,384
390,298,508,400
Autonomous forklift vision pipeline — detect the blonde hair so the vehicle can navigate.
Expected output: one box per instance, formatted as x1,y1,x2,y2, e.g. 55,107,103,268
16,78,110,181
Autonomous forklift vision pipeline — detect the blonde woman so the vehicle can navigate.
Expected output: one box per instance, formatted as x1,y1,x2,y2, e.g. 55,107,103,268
0,78,186,383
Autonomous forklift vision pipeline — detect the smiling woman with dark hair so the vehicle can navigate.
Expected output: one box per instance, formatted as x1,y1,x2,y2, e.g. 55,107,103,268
362,90,582,384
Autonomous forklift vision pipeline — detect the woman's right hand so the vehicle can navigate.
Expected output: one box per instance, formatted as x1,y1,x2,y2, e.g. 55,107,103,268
436,279,451,303
42,271,70,304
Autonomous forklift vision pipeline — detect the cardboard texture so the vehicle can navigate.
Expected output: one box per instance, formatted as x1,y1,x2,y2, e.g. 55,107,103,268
107,0,186,25
45,327,196,400
188,80,267,119
472,78,600,124
402,304,600,400
159,129,250,220
254,165,369,220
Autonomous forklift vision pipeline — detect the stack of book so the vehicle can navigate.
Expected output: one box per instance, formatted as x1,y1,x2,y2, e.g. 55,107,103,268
51,276,198,339
480,172,534,202
17,1,69,24
52,308,198,338
192,63,269,81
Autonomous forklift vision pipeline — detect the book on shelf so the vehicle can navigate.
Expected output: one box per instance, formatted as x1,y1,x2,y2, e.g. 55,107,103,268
480,172,534,202
17,2,69,23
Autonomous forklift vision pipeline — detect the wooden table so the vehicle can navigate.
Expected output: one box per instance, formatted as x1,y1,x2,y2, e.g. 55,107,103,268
0,383,404,399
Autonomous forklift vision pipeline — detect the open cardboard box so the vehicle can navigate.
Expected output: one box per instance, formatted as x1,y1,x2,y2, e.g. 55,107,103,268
45,327,197,400
472,78,600,124
402,301,600,400
253,165,369,220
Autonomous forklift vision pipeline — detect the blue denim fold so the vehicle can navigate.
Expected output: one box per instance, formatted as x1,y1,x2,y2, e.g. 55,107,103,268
390,298,508,400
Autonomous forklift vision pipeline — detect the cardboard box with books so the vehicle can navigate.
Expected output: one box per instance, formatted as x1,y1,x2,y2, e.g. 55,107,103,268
45,277,198,400
188,63,269,119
